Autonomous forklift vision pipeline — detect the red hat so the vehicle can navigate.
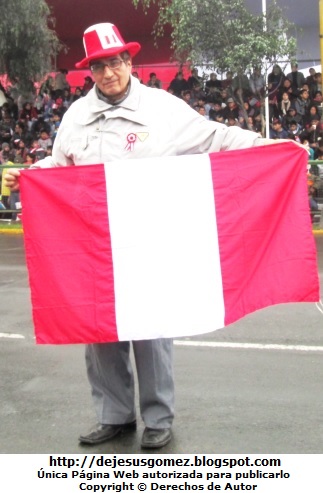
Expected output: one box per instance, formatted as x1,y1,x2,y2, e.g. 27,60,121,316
75,23,141,69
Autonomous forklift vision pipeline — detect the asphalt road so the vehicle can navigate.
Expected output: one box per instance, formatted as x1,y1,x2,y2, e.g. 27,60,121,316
0,233,322,454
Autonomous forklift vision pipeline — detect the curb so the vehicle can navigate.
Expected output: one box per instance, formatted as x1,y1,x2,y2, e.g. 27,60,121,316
0,229,24,235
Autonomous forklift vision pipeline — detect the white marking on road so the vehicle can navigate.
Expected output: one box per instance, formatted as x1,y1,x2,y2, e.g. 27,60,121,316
0,332,25,339
316,300,323,315
174,340,323,352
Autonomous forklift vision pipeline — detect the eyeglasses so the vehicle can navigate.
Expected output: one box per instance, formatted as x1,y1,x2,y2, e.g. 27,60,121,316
90,58,125,74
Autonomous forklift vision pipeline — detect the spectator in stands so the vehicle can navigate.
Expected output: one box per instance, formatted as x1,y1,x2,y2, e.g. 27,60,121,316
196,106,209,119
24,151,36,165
311,90,323,108
54,69,70,98
0,142,14,164
131,72,143,83
249,67,265,99
226,115,240,127
219,88,230,104
294,89,311,123
50,111,62,142
190,82,206,105
205,73,222,96
245,115,262,134
221,71,233,94
82,76,94,95
181,90,192,106
12,121,27,143
304,104,321,126
287,120,303,141
286,63,306,92
38,129,53,150
300,115,323,156
279,91,293,116
310,73,322,98
30,116,52,140
46,145,53,157
29,139,46,162
268,65,285,100
72,87,83,103
13,139,27,164
277,78,296,102
19,102,38,129
306,68,317,89
187,68,203,90
222,97,239,120
282,106,303,128
168,72,189,98
146,72,162,89
269,118,290,139
39,76,55,98
61,88,73,109
0,113,14,144
238,100,259,128
208,100,224,122
301,137,315,160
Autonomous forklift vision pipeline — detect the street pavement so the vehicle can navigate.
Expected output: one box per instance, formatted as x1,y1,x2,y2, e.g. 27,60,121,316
0,233,322,454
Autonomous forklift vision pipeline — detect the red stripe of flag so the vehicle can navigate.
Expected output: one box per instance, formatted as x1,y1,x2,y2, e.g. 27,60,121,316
21,164,118,343
210,142,319,325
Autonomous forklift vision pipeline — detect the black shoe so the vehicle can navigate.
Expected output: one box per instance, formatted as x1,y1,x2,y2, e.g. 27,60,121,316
141,427,172,449
79,421,136,445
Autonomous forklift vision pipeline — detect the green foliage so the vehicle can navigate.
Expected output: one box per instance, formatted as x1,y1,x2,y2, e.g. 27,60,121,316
0,0,63,91
132,0,297,74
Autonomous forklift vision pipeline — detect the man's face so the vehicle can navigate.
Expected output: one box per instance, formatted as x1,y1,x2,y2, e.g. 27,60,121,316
91,55,132,101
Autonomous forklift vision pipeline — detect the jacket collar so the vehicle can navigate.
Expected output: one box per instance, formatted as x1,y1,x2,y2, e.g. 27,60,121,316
76,75,145,125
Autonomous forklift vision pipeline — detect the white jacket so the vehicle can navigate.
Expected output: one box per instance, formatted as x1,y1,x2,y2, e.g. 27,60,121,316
39,76,262,167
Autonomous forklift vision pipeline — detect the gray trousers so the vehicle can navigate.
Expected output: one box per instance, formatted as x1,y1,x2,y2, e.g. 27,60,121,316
85,338,174,429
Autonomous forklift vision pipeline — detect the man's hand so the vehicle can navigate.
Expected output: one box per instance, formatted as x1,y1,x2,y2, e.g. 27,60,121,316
255,138,310,154
4,168,21,191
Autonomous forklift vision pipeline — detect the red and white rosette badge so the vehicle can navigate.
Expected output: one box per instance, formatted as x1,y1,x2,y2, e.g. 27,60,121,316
125,133,137,151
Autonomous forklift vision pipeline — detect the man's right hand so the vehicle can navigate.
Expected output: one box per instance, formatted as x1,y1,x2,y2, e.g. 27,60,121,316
4,168,21,191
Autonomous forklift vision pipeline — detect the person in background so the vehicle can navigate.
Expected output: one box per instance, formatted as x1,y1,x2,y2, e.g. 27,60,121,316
286,63,306,92
82,76,94,95
146,72,162,89
54,69,70,99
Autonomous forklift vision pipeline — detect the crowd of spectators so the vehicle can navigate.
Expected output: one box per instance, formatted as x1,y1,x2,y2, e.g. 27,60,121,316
1,63,323,221
161,63,323,216
0,69,94,220
163,64,323,157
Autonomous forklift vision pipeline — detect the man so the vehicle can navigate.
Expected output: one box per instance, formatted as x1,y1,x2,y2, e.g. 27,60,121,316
146,72,162,89
205,73,222,95
167,71,189,97
249,67,265,98
286,63,306,92
54,68,70,98
5,22,290,450
187,68,204,90
270,118,290,140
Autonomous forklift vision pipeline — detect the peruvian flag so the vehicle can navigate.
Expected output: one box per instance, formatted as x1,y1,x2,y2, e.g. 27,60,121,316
20,142,319,344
